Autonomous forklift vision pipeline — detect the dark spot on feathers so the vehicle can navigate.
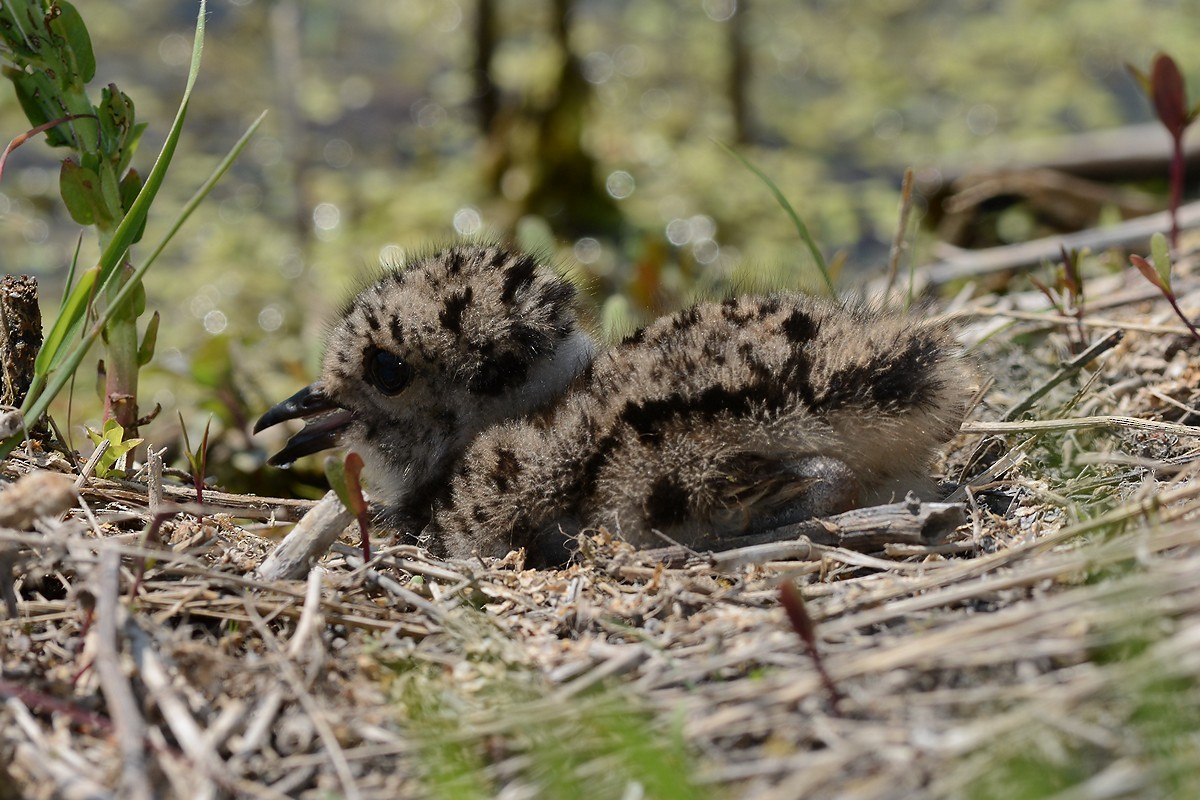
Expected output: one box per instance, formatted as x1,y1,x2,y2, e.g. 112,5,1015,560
536,279,575,312
671,306,704,332
646,475,689,527
363,306,381,332
440,286,474,334
868,333,943,409
781,308,818,342
756,296,782,317
501,255,539,302
470,351,529,395
490,447,520,491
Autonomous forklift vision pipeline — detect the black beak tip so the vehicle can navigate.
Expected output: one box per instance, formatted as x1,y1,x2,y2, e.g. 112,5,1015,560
254,383,333,434
255,383,353,465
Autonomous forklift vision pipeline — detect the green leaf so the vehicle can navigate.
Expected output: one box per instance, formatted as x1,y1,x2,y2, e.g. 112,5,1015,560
87,2,209,309
1150,232,1173,289
121,122,149,175
178,412,213,488
97,158,124,223
98,83,136,157
324,455,352,509
343,452,368,517
325,452,368,517
85,419,143,478
1131,254,1169,295
6,69,73,146
54,1,96,84
137,311,160,366
178,411,195,469
59,157,103,226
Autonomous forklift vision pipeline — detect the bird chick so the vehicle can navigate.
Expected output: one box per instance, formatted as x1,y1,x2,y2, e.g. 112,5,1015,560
256,244,971,566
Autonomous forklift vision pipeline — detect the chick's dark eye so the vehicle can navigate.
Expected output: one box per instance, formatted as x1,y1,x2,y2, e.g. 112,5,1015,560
365,348,411,395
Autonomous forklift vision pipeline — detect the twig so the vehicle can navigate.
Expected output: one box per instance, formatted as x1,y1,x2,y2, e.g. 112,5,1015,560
1001,329,1124,421
147,445,164,515
637,499,967,566
924,198,1200,284
962,415,1200,437
92,547,153,800
123,614,222,798
254,491,353,581
334,543,449,620
549,644,648,701
74,439,110,489
241,598,363,800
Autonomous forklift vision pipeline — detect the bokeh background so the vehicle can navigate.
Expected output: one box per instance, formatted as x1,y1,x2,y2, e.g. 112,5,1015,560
1,0,1197,493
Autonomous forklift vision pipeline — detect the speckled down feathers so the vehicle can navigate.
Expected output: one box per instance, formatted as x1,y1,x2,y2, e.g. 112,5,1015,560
268,244,971,566
437,291,969,563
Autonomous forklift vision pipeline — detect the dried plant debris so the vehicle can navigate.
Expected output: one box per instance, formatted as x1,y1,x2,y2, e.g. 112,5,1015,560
5,274,1200,799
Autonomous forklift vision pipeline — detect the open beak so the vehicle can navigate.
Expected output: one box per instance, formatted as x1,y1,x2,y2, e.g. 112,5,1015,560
254,383,354,466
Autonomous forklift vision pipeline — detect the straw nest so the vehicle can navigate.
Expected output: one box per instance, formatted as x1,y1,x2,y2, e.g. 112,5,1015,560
3,263,1200,800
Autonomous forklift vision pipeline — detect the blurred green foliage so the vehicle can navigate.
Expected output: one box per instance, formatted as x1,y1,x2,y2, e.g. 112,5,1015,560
0,0,1196,488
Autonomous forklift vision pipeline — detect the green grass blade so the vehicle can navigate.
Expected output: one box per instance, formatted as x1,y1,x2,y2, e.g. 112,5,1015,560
34,265,97,374
60,233,83,308
714,138,836,296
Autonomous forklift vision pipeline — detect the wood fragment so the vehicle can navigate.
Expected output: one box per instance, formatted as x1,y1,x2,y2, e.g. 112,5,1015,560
255,491,354,581
92,547,154,800
636,498,967,567
147,446,164,515
0,274,41,409
923,198,1200,284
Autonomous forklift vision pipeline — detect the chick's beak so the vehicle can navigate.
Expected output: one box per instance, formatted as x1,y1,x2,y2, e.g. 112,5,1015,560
254,383,353,466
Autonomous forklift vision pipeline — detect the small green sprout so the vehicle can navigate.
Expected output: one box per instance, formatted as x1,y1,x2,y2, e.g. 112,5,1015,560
178,413,212,506
84,418,143,479
1130,232,1200,341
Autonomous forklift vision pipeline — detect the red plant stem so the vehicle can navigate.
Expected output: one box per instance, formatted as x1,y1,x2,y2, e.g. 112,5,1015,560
779,581,842,714
356,507,372,563
1167,293,1200,341
1170,132,1185,251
